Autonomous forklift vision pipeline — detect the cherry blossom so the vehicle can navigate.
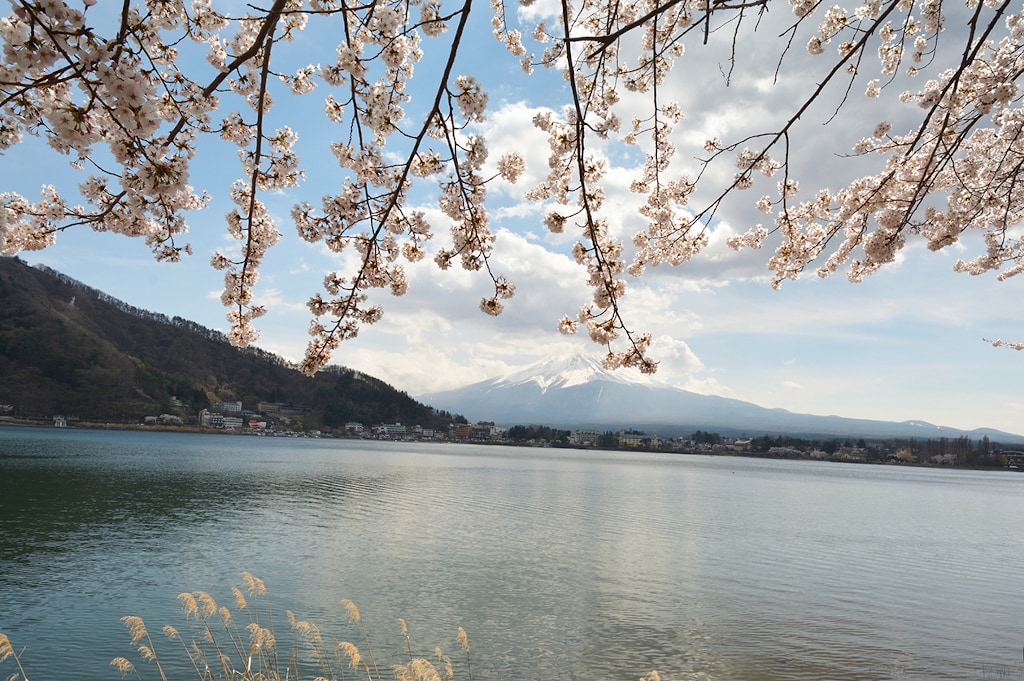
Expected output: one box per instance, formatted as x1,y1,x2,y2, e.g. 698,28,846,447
2,0,1023,374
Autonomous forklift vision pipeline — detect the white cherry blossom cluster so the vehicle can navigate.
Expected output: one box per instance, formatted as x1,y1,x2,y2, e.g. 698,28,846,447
526,97,655,371
743,5,1024,296
4,0,1024,372
520,0,713,371
2,0,529,374
283,0,528,373
1,0,213,267
519,0,1024,363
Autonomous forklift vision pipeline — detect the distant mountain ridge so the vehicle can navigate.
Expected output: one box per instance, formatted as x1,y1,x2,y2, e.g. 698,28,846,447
492,353,660,391
419,353,1024,443
0,256,460,430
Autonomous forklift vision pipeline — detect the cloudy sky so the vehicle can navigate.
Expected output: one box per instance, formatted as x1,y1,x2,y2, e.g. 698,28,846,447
7,0,1024,434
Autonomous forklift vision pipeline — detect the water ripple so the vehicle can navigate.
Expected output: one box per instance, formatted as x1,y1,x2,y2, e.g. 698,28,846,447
2,431,1023,681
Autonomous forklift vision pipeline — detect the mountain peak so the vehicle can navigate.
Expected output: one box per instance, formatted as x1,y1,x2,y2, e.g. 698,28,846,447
495,353,659,393
418,351,1024,441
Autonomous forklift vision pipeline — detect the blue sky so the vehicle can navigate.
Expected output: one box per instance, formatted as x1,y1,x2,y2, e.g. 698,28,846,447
6,0,1024,435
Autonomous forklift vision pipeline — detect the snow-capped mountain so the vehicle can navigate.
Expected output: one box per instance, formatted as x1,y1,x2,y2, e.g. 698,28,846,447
419,353,1024,441
489,352,661,391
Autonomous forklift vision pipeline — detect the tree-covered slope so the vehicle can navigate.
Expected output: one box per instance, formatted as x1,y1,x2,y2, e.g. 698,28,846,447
0,256,461,430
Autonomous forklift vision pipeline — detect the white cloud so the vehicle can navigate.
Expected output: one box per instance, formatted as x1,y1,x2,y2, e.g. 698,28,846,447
323,228,598,393
681,376,733,397
255,288,310,314
12,3,1024,434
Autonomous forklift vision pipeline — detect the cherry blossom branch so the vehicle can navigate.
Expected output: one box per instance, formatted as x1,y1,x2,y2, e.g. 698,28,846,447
5,0,1024,370
298,0,501,373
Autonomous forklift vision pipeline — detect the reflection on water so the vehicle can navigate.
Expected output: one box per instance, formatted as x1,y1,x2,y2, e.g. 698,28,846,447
1,426,1023,681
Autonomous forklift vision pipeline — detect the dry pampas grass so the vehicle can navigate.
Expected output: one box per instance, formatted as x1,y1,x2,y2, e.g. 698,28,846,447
0,574,660,681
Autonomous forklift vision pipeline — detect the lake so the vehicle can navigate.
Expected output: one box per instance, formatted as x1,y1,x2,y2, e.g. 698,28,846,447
1,426,1022,680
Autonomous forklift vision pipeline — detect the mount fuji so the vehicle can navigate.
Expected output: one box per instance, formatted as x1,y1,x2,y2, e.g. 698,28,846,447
418,353,1024,442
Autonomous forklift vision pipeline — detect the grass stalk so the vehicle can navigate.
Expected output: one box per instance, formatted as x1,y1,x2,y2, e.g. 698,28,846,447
0,572,663,681
342,600,381,681
0,633,30,681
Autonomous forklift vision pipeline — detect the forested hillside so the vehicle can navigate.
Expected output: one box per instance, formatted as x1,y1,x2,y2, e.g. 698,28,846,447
0,257,461,431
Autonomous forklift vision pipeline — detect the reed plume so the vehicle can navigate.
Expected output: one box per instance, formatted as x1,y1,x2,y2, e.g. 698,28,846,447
456,627,472,681
110,656,137,679
342,599,380,681
232,587,248,611
290,612,334,680
6,575,601,681
241,572,276,673
168,576,288,680
341,599,360,623
241,572,266,597
393,657,444,681
178,593,199,619
195,591,218,618
119,616,169,681
162,623,206,680
122,616,148,645
340,641,377,681
0,633,29,681
247,622,276,651
0,634,13,663
432,648,455,680
184,591,235,677
339,641,362,669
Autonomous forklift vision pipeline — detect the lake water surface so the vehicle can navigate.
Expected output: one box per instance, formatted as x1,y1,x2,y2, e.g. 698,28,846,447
1,426,1023,680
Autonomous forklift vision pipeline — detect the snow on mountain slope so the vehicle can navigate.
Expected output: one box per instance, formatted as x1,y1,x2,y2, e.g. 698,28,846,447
418,353,1024,441
492,352,663,392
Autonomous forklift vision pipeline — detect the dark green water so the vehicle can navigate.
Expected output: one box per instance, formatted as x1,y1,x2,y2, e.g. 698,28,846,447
1,426,1023,680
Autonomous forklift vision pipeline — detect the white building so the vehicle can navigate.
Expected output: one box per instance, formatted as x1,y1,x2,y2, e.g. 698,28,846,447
570,429,603,446
199,409,225,428
380,423,406,438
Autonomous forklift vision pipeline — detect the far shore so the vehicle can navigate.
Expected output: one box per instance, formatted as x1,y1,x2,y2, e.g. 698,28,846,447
2,415,1022,474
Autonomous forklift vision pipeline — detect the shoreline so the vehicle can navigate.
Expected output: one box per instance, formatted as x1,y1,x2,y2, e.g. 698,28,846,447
1,416,1020,473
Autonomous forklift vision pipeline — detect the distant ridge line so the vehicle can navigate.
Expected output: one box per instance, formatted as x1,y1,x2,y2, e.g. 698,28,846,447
418,352,1024,443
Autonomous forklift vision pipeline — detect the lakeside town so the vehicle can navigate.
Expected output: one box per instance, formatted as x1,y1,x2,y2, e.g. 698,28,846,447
6,258,1022,472
15,397,1024,471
